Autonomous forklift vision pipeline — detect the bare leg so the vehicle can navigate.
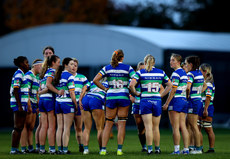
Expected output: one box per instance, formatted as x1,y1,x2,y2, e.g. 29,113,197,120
11,111,27,150
82,111,92,147
179,113,189,149
63,113,74,147
56,114,63,148
74,115,83,152
101,107,117,148
47,110,56,148
152,115,161,147
187,114,201,149
92,109,105,148
27,113,36,151
39,112,48,146
35,115,41,150
134,114,146,149
141,114,153,146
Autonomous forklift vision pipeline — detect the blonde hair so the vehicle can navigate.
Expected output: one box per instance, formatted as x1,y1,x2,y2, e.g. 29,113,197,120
72,58,79,65
200,63,214,83
110,49,124,68
144,54,155,72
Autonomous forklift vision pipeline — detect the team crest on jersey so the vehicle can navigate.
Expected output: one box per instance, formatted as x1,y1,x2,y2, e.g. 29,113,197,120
16,79,19,84
172,78,176,83
207,88,211,94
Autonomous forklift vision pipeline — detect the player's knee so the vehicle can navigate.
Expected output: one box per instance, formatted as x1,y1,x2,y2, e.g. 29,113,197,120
14,127,23,133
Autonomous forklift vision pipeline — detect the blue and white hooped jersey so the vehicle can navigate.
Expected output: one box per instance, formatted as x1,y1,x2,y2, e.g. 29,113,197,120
187,70,204,100
133,67,169,100
86,81,108,102
74,73,90,101
58,70,75,103
10,69,29,107
201,82,215,106
25,70,40,104
170,68,188,98
98,63,135,100
40,68,56,98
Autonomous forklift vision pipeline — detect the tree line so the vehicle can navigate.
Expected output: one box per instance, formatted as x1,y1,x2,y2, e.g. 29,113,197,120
0,0,229,36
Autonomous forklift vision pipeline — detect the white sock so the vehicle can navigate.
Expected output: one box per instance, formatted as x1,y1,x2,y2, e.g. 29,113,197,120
184,148,189,151
174,145,180,152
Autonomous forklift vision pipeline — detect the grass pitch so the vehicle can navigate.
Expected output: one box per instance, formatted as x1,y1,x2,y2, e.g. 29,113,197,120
0,128,230,159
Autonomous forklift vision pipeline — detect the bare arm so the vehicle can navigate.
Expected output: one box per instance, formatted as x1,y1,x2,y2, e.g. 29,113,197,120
46,77,64,95
202,81,207,93
69,90,78,111
162,86,176,110
129,79,140,96
159,85,165,94
14,88,23,111
186,82,192,99
93,74,108,92
161,80,173,98
79,85,88,108
38,87,48,95
203,96,211,117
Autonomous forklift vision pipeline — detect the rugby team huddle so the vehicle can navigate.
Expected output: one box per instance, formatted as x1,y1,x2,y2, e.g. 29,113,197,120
9,46,215,155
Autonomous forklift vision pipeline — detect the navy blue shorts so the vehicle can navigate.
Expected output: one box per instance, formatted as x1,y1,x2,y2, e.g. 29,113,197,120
55,101,75,114
38,97,55,112
131,103,140,115
106,99,130,109
55,101,62,114
11,103,27,112
187,99,202,115
140,99,162,117
168,97,188,113
31,102,38,114
82,95,104,111
198,104,214,118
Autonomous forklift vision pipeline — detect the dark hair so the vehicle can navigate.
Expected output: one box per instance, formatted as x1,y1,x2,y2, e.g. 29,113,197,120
40,55,59,79
110,49,124,68
43,46,55,55
54,57,73,86
171,53,183,64
185,56,200,71
13,56,27,67
136,61,144,71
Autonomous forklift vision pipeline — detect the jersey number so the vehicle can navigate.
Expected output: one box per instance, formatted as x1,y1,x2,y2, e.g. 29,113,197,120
147,83,159,93
112,79,123,89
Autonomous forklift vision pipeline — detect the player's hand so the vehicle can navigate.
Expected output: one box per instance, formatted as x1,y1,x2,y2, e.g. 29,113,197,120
203,109,208,117
58,89,64,96
162,104,168,111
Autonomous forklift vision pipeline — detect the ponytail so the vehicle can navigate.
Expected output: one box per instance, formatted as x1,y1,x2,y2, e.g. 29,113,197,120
110,49,124,68
53,65,64,86
54,57,73,86
200,63,214,83
144,54,155,72
40,55,59,79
